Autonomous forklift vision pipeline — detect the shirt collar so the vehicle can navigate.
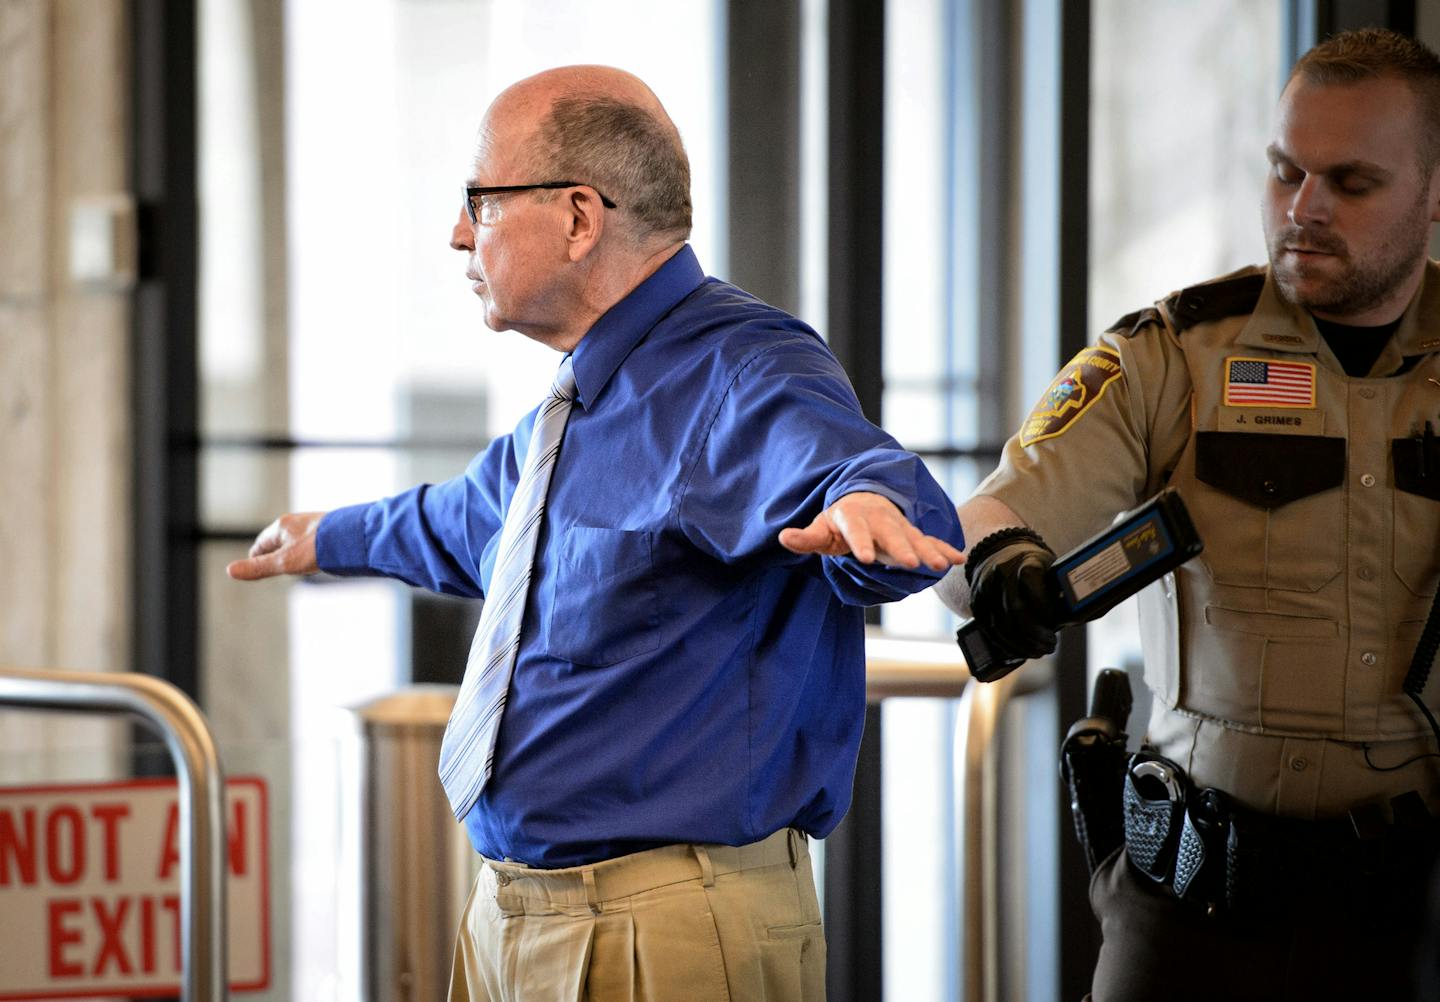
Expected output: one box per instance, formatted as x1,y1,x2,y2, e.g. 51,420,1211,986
1235,273,1321,354
569,244,706,409
1236,261,1440,374
1393,259,1440,359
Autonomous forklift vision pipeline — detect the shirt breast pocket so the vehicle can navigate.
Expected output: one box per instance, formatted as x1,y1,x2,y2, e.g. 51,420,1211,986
1393,437,1440,597
542,525,661,666
1192,431,1345,592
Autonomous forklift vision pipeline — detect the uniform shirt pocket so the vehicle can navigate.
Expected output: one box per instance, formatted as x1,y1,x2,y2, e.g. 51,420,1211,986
1194,431,1345,508
1201,605,1343,733
1392,440,1440,597
1193,431,1345,592
542,525,660,666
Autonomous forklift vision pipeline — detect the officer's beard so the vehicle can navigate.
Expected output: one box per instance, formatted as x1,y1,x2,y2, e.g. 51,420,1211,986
1268,193,1432,322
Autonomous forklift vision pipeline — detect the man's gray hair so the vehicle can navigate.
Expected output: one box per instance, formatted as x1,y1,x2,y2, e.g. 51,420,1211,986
1291,28,1440,170
527,96,693,242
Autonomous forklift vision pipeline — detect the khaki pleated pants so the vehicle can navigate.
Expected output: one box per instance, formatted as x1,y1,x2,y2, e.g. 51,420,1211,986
448,828,826,1002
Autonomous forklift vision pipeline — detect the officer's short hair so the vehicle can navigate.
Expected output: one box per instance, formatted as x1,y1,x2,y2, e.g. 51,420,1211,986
524,96,693,244
1290,28,1440,170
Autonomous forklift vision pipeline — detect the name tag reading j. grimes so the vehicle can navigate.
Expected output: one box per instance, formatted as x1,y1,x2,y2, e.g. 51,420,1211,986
1217,406,1323,435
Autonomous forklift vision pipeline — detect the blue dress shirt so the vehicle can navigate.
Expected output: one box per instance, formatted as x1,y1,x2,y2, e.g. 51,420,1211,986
318,246,963,866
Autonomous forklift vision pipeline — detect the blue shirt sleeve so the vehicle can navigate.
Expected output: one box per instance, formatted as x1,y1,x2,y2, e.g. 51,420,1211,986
676,338,964,606
314,428,522,598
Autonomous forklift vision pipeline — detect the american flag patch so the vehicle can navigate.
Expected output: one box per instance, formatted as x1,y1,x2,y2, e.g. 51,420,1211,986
1223,356,1316,408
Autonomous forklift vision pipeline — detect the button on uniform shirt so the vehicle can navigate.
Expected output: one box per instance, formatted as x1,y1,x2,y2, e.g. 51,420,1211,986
318,246,964,866
967,261,1440,819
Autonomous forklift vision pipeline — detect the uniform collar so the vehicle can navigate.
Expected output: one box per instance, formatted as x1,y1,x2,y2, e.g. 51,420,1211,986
1235,261,1440,376
1392,259,1440,360
569,244,706,409
1234,274,1321,355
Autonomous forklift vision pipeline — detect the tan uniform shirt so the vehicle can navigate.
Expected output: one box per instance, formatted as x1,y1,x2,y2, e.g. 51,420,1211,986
978,262,1440,818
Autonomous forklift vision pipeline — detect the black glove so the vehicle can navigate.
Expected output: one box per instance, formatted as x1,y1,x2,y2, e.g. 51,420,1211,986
964,527,1061,661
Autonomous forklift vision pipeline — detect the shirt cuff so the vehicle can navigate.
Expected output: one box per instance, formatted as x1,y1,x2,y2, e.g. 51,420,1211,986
826,481,915,522
315,503,373,575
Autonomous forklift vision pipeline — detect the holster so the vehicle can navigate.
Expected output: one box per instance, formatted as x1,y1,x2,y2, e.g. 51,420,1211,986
1118,749,1233,914
1060,668,1134,873
1121,751,1186,882
1115,755,1439,921
1173,788,1231,909
1061,727,1127,873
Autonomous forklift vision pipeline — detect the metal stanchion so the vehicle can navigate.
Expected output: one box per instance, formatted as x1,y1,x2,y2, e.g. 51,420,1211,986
350,684,477,1002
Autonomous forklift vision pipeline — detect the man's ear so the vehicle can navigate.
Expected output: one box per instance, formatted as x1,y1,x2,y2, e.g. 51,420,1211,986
563,187,607,262
1429,163,1440,224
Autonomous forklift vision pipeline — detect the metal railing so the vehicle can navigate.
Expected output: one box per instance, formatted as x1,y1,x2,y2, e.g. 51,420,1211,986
864,633,972,701
0,644,1037,1002
0,667,228,1002
863,633,1051,1002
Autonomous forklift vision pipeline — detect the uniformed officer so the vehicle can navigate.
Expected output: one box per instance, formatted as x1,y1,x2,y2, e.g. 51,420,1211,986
939,28,1440,1001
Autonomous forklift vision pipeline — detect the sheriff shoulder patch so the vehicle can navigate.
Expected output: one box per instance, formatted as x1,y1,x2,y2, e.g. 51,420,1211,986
1020,346,1124,447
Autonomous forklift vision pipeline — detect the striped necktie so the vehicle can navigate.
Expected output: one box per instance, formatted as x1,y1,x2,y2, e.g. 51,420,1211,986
438,354,578,820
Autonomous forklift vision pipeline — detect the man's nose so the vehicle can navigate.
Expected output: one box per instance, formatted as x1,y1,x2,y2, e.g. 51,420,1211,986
1288,174,1332,228
450,206,475,252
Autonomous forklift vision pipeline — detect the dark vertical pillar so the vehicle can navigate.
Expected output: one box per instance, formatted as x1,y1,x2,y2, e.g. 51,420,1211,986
975,0,1016,439
726,0,803,315
1057,3,1095,1002
825,0,885,425
1284,0,1417,69
1328,0,1415,36
823,3,886,1000
823,704,884,1002
131,0,200,699
1057,7,1089,370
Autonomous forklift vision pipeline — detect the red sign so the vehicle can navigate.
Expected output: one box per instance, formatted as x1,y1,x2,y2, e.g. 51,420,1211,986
0,777,270,998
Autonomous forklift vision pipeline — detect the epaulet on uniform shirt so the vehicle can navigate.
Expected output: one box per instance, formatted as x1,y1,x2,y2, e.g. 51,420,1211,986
1104,306,1163,338
1161,269,1267,334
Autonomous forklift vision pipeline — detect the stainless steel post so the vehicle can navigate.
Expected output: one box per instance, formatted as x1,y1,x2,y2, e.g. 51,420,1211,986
0,667,228,1002
954,659,1051,1002
350,684,475,1002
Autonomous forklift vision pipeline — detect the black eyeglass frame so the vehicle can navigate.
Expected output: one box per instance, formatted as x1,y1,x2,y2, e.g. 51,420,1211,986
463,181,618,223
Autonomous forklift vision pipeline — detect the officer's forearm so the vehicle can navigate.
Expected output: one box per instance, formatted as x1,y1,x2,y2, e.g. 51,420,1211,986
958,494,1029,552
934,494,1031,615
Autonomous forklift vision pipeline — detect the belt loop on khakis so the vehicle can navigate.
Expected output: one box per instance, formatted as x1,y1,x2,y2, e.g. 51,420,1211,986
693,844,716,887
787,828,801,869
583,867,602,914
491,865,523,917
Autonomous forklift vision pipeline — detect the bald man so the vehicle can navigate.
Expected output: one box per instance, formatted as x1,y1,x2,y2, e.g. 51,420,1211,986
230,66,963,1000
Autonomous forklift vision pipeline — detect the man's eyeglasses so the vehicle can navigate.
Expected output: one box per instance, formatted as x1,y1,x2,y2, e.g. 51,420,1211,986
463,182,618,224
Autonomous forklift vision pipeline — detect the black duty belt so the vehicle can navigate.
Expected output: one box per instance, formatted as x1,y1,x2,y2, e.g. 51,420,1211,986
1118,750,1440,920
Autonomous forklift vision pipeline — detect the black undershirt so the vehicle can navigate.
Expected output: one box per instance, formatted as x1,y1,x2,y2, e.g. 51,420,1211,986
1313,315,1401,377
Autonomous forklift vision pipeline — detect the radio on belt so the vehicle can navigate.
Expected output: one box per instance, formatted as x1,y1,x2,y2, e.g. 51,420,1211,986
957,487,1204,683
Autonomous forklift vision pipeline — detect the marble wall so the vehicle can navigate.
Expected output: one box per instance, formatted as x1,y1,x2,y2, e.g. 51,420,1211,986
0,0,132,779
